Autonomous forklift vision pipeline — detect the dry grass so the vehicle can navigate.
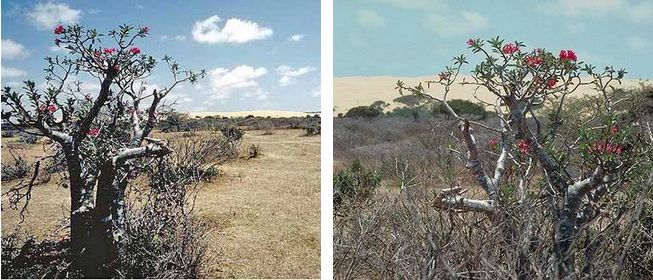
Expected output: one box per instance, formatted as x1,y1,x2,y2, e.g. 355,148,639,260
1,128,321,279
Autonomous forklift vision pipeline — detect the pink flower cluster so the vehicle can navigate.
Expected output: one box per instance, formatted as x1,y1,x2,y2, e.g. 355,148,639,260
489,138,499,150
526,56,543,67
87,128,100,137
610,125,620,134
502,43,519,55
589,140,623,155
547,79,557,89
103,48,117,55
39,104,57,114
559,50,577,62
54,25,64,35
517,139,530,154
466,38,475,46
129,47,141,55
141,26,150,34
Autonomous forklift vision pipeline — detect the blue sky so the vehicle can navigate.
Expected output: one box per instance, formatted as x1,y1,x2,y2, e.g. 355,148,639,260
1,0,320,112
335,0,653,79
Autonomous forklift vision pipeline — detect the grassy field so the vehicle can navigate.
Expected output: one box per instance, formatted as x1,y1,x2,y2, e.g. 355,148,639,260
1,128,320,279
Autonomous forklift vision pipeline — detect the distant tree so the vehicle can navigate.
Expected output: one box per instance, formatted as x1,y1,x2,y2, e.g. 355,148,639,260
345,106,381,118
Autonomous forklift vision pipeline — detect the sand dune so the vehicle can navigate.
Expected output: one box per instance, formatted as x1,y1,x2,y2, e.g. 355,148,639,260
334,75,651,113
187,110,319,118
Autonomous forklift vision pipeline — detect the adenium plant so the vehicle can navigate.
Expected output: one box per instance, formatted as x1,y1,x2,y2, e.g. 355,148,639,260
2,24,205,277
396,37,651,278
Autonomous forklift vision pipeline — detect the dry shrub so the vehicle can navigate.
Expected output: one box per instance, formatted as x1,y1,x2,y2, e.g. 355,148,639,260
246,144,261,159
1,150,31,181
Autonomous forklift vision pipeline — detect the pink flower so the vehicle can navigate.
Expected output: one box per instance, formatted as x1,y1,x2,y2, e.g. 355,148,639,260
85,94,92,101
87,128,100,137
47,104,57,113
547,79,557,89
129,47,141,55
526,56,543,67
467,38,475,46
112,65,120,72
517,139,530,154
610,125,620,134
559,49,577,62
438,71,450,81
141,26,149,34
103,48,117,55
535,48,543,55
502,43,520,55
489,138,498,150
54,25,64,35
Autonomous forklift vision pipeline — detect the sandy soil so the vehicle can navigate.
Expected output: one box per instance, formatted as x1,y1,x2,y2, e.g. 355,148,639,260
1,129,320,279
334,75,652,114
188,110,319,118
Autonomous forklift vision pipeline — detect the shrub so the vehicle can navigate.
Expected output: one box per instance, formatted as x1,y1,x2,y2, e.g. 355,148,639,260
432,99,488,119
220,126,244,142
18,133,38,144
2,130,16,137
304,124,321,136
333,160,381,213
345,106,381,118
247,144,260,159
393,95,428,107
386,106,431,120
1,151,31,181
258,120,275,135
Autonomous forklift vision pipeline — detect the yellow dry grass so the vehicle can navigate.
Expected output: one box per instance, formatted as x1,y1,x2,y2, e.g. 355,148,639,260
1,128,320,279
188,110,318,118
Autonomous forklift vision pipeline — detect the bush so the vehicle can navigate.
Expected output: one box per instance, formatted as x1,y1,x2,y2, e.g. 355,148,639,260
432,99,488,119
333,160,381,213
345,106,381,118
258,120,275,135
1,151,31,181
247,144,260,159
2,130,16,137
393,95,428,107
220,126,244,142
304,124,321,136
386,106,431,120
18,133,38,144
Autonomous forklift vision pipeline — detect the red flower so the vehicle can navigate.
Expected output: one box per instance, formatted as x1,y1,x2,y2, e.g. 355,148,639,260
103,48,117,55
467,38,475,46
526,56,543,67
547,79,557,89
502,43,519,55
517,139,530,154
54,25,64,35
141,26,149,34
559,49,577,62
112,65,120,72
85,94,92,101
610,125,620,134
87,128,100,137
129,47,141,55
47,105,57,113
589,140,624,155
489,138,498,150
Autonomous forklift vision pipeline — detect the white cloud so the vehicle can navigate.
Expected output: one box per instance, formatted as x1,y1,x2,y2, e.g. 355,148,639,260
276,65,316,87
1,66,27,78
1,39,29,60
425,10,489,36
357,10,387,28
27,2,82,30
311,86,321,98
135,4,144,10
539,0,652,23
192,15,273,44
50,45,67,52
160,35,186,41
290,34,305,42
207,65,268,100
626,36,648,51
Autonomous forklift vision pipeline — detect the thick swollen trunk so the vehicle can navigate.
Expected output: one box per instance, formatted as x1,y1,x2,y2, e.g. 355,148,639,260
64,146,100,277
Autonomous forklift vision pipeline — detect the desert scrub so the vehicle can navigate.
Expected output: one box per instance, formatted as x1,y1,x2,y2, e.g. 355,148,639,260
1,151,31,181
345,105,382,118
333,160,381,213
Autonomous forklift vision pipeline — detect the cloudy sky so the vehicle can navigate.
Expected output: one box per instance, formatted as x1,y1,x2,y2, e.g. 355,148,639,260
335,0,652,79
1,0,320,112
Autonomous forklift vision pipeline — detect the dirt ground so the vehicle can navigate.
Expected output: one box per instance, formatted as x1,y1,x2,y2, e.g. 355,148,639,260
1,128,321,279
